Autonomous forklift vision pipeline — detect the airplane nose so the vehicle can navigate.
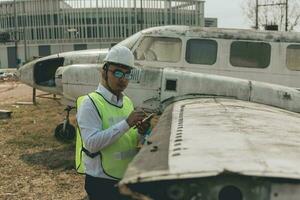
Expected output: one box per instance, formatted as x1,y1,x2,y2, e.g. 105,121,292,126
17,61,35,86
15,68,21,79
17,63,27,80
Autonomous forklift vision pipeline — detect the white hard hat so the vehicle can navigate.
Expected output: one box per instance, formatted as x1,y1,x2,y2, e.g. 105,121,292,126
104,45,134,69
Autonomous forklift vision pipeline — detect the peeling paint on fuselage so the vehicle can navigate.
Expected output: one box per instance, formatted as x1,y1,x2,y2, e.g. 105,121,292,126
142,26,300,43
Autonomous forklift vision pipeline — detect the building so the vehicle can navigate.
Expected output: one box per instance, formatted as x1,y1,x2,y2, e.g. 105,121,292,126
0,0,207,68
205,17,217,28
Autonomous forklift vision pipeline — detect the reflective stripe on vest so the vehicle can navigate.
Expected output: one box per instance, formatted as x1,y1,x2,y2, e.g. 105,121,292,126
75,92,138,179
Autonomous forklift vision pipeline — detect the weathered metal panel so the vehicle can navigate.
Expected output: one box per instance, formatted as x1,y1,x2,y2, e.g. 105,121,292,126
142,26,300,43
126,67,162,109
250,81,300,113
61,48,107,66
160,69,300,114
160,68,251,106
121,98,300,184
169,98,300,179
60,65,162,109
121,103,173,184
61,64,100,101
270,184,300,200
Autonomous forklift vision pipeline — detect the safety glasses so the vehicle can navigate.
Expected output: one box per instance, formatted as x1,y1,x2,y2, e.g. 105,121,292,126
109,69,132,80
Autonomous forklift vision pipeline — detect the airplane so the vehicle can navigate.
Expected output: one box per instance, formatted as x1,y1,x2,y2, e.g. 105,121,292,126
52,64,300,199
18,25,300,98
17,25,300,139
78,67,300,199
17,26,300,198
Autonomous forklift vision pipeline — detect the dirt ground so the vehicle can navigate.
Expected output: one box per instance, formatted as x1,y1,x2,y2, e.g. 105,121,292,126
0,81,86,199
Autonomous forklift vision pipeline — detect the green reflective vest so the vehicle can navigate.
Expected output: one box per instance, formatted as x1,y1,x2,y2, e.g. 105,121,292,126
75,92,138,179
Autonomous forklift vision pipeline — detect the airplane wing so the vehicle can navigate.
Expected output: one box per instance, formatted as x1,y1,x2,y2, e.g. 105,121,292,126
120,97,300,200
116,69,300,199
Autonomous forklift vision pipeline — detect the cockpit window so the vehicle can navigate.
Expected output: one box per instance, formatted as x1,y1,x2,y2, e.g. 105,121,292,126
134,36,182,62
118,32,142,50
230,41,271,68
286,44,300,71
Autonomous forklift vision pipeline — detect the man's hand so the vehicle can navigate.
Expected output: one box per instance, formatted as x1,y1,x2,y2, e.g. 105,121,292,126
136,121,151,135
126,110,145,127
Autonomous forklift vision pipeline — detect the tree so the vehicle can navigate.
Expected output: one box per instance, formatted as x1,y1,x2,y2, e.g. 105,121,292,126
242,0,300,31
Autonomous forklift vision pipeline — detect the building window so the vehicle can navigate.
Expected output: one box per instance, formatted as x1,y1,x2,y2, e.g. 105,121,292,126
186,39,217,65
230,41,271,68
286,44,300,71
74,44,87,51
38,45,51,57
134,36,181,62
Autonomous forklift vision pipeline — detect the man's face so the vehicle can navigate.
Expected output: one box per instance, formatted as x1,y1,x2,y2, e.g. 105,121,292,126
106,64,131,96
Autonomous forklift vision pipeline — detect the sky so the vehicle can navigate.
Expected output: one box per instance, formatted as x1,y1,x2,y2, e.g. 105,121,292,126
205,0,252,29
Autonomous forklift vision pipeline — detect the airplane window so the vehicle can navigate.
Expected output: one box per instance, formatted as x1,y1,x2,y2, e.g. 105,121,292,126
34,58,64,87
286,44,300,71
186,39,217,65
134,36,182,62
230,41,270,68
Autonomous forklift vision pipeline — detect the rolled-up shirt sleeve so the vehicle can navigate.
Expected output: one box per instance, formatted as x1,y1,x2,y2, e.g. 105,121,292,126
77,97,130,153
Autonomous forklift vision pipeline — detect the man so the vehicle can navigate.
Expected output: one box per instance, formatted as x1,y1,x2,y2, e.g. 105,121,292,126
76,45,148,200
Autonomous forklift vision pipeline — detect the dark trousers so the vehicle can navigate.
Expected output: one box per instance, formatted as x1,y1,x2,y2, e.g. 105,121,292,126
85,174,129,200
